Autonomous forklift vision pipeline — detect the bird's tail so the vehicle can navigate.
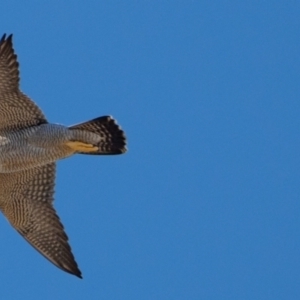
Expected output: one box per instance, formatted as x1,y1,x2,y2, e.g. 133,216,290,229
68,116,127,155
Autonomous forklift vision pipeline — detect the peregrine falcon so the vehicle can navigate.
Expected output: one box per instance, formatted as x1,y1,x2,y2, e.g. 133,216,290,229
0,34,127,278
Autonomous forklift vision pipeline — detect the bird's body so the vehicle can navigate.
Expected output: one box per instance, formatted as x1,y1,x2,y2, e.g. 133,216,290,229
0,122,117,172
0,124,71,172
0,34,127,278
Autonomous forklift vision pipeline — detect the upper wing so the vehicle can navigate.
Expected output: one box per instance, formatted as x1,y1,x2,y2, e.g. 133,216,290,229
0,163,82,278
0,34,47,131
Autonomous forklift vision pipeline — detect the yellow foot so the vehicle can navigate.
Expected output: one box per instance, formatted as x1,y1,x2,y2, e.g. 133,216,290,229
66,141,99,153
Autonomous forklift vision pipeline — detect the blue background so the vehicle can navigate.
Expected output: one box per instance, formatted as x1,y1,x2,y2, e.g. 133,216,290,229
1,2,300,299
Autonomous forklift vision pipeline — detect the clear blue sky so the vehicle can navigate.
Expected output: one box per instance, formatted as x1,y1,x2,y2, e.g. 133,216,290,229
1,1,300,299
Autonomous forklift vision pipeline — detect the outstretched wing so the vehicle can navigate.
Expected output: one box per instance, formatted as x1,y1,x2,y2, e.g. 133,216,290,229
0,163,82,278
0,34,47,131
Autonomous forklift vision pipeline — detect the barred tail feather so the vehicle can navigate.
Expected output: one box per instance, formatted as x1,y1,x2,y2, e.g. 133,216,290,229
69,116,127,155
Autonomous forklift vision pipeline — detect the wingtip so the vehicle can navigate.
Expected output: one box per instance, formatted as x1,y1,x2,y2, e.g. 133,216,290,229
66,264,82,278
0,33,13,42
72,265,83,279
56,261,83,278
73,269,83,279
55,256,83,279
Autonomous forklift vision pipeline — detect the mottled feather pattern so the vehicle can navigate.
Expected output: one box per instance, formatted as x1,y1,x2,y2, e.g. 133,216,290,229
0,164,82,278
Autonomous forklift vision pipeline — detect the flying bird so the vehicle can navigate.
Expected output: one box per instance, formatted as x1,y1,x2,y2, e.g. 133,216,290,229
0,34,127,278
